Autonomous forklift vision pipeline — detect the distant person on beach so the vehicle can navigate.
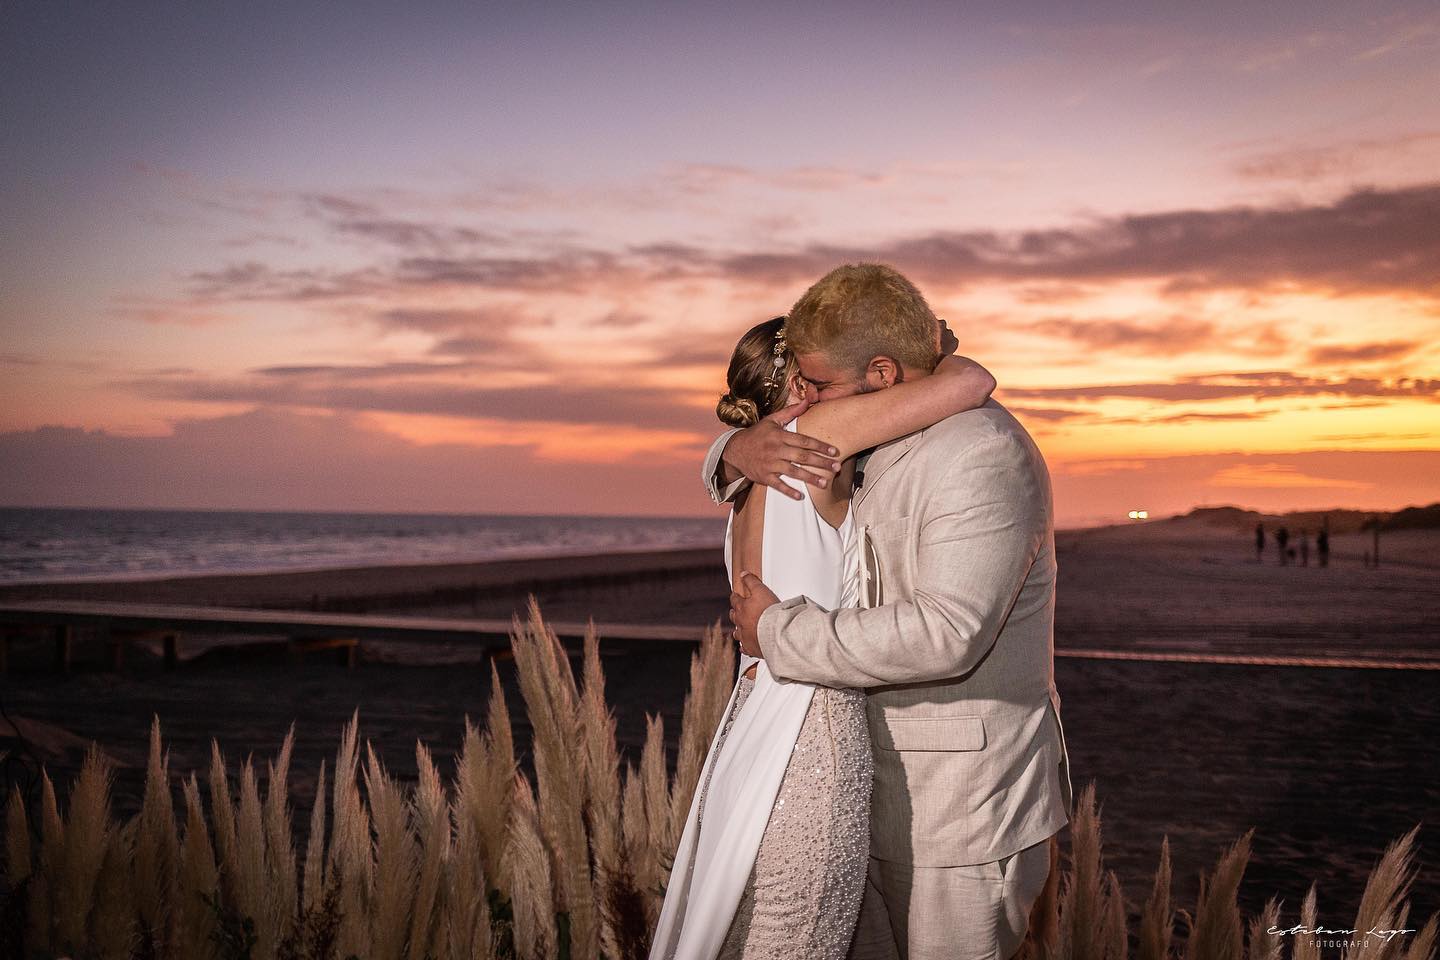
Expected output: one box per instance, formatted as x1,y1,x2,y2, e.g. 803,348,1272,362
1276,526,1290,565
653,291,1003,959
1300,532,1310,567
1255,522,1265,563
1318,522,1330,568
683,263,1074,960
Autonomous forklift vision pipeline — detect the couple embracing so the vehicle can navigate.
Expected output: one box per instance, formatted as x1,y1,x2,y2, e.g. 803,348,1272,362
650,263,1076,960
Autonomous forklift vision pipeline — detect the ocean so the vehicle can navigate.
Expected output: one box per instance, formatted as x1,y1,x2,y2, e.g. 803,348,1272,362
0,507,728,585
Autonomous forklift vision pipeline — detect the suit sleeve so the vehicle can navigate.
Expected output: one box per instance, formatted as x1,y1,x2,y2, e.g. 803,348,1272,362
701,427,749,505
759,435,1046,688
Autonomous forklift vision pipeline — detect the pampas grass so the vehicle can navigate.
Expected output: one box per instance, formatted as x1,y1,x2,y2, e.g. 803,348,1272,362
2,600,1436,960
135,716,180,957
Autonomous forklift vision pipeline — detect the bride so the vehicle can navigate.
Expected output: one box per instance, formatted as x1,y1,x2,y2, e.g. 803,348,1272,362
650,315,996,960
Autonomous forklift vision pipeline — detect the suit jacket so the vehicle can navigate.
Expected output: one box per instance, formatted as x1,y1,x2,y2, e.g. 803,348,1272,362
705,400,1074,867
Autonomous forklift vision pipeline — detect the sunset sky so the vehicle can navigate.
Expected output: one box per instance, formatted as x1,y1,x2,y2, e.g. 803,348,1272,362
2,0,1437,526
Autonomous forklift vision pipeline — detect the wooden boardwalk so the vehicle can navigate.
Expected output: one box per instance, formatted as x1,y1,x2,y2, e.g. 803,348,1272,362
4,600,1435,674
0,599,709,672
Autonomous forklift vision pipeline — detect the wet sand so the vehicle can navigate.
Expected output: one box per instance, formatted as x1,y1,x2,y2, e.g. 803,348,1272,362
3,520,1438,930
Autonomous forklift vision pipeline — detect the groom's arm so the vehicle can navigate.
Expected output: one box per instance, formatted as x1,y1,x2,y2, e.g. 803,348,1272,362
701,428,749,505
699,401,842,505
757,435,1047,689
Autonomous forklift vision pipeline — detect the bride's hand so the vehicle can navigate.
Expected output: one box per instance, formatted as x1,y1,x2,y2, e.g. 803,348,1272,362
939,317,959,356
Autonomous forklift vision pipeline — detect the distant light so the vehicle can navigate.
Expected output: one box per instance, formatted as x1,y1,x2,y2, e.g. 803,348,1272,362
1128,510,1149,521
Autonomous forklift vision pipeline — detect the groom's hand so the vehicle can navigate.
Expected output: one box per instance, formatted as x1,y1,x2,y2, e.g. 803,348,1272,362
719,395,841,502
730,571,780,658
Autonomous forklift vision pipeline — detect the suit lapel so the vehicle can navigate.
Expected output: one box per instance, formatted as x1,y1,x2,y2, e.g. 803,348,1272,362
854,431,921,510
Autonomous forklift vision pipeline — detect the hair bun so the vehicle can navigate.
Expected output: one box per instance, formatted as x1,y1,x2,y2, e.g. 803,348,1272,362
716,392,760,428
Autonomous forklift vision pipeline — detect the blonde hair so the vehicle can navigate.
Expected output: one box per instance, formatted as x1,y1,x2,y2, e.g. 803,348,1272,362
786,263,940,376
716,317,799,428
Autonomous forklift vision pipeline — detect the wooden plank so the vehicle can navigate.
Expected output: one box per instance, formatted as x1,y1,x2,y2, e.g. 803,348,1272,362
0,599,709,645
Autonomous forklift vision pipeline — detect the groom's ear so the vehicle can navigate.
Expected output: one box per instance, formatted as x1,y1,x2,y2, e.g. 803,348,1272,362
864,355,902,390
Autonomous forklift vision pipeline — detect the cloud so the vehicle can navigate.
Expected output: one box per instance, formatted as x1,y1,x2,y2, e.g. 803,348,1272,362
112,369,716,434
180,181,1440,307
1005,370,1440,404
1307,340,1419,364
666,163,890,195
393,251,625,292
718,183,1440,298
1101,409,1280,426
1023,315,1215,356
1232,131,1440,182
185,261,383,301
1209,463,1372,489
1006,405,1090,423
304,192,497,251
0,408,719,515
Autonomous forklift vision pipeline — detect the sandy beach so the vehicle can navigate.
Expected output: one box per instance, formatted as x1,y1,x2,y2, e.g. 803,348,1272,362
3,516,1438,929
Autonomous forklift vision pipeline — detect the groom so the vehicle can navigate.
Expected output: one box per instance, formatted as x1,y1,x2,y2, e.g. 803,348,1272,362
705,263,1074,960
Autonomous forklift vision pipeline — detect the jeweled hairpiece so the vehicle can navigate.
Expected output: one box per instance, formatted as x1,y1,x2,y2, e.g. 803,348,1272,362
761,325,789,393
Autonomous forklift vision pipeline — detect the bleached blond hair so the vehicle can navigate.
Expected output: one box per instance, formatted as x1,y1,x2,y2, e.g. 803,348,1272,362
786,263,940,376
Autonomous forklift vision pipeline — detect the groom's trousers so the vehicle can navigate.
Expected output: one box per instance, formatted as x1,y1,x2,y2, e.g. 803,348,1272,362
846,833,1059,960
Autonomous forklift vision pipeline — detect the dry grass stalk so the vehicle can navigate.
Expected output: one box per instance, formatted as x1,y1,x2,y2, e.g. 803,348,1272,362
503,773,558,960
620,762,652,909
365,740,419,960
1289,885,1321,960
56,744,114,953
329,709,373,958
4,787,29,888
301,758,328,914
1400,913,1437,960
178,773,220,959
444,769,495,960
1138,835,1175,960
232,755,275,957
1183,828,1252,960
1345,823,1422,960
579,621,628,959
90,818,137,959
28,769,63,952
510,597,598,959
264,724,299,950
206,739,238,901
637,713,671,914
407,740,450,960
667,623,734,837
1101,868,1127,960
453,661,516,897
1245,896,1281,960
1059,781,1105,960
134,715,180,957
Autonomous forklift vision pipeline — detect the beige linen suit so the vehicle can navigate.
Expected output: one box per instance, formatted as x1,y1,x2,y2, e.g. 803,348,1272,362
702,399,1074,959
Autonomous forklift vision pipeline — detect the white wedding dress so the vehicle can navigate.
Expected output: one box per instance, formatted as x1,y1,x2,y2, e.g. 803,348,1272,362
651,421,873,960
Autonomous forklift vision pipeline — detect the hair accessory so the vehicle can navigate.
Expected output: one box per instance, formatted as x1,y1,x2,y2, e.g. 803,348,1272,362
761,325,789,393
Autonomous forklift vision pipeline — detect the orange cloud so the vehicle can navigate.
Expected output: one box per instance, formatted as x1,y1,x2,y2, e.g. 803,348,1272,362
1209,463,1372,489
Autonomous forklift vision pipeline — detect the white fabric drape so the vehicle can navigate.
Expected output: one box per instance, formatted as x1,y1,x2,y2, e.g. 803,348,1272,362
650,421,854,960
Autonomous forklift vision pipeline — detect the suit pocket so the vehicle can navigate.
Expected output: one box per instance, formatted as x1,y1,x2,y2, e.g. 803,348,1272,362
865,514,913,542
873,715,986,752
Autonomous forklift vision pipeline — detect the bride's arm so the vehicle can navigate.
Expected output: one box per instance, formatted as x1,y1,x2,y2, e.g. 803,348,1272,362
798,354,997,460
